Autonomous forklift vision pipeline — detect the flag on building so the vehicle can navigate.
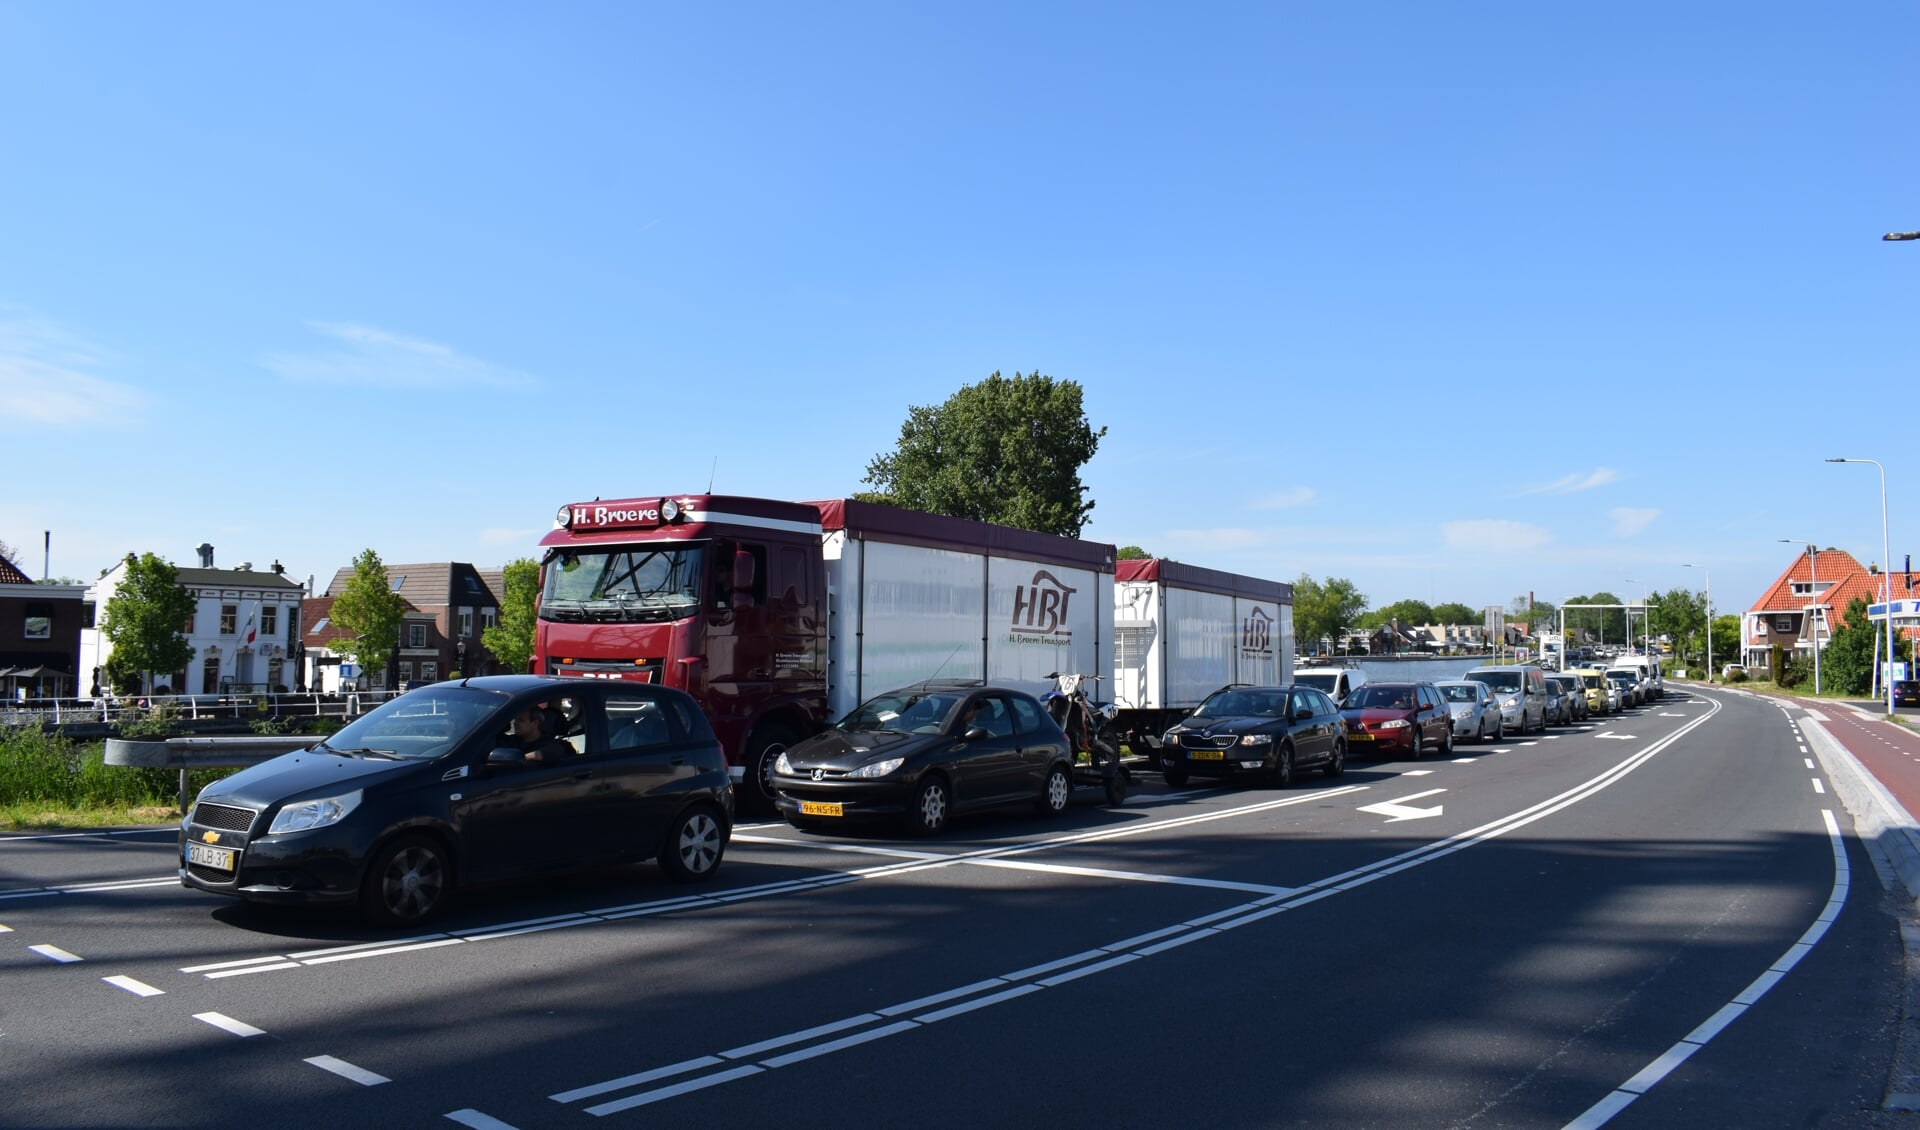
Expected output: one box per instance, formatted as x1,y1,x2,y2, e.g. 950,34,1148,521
243,605,257,647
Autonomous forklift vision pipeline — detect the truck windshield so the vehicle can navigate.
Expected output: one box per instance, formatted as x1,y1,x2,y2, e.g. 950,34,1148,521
540,545,706,623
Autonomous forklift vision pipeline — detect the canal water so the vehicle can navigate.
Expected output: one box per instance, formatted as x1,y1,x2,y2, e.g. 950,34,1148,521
1313,655,1497,685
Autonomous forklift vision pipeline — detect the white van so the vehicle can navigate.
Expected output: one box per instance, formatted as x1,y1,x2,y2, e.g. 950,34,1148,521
1610,656,1660,702
1463,664,1549,735
1293,666,1368,707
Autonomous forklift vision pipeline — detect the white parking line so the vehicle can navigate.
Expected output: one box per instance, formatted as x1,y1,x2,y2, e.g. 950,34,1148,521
195,1012,266,1037
445,1111,521,1130
28,944,81,963
305,1055,389,1086
102,975,163,997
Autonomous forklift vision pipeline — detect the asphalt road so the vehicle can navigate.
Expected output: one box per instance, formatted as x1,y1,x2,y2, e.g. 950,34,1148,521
4,687,1917,1129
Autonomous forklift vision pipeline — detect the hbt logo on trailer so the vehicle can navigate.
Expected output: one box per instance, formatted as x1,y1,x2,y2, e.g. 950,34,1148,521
1010,570,1076,641
1241,607,1273,657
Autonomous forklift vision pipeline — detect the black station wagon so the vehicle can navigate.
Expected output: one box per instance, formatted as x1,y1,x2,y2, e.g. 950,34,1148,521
1158,683,1347,788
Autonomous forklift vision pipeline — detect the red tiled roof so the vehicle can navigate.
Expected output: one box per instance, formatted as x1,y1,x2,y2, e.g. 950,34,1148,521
0,555,29,584
1746,549,1868,615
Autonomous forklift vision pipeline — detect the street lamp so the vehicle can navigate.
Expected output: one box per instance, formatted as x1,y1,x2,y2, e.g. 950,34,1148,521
1827,457,1895,714
1625,578,1648,655
1780,540,1823,695
1683,563,1711,684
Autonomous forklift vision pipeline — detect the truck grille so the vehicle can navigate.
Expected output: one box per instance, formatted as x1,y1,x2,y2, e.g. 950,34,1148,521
191,803,258,833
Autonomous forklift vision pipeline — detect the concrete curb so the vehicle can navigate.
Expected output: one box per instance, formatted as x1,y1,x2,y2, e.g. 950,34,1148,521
1800,710,1920,907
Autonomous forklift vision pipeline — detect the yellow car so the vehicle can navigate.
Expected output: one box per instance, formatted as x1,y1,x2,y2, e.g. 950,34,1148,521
1567,667,1618,714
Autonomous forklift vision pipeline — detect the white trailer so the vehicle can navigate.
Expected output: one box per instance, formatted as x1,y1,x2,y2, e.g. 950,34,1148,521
813,500,1115,720
1111,558,1294,752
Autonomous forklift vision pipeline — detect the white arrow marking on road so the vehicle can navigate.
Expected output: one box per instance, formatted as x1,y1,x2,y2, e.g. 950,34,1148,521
1594,732,1636,741
1358,788,1445,822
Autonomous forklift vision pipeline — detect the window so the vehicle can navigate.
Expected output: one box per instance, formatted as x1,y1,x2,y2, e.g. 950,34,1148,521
421,662,438,682
310,617,329,634
82,601,95,629
287,607,299,642
1009,694,1043,734
408,624,428,648
185,612,196,634
390,575,406,592
221,605,237,634
459,608,473,638
202,658,219,695
398,662,414,683
24,603,51,640
483,607,498,630
268,658,284,688
262,606,277,635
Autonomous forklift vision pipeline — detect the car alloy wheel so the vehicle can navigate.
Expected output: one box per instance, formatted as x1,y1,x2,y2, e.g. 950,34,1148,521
361,833,450,928
908,777,951,835
1036,764,1071,816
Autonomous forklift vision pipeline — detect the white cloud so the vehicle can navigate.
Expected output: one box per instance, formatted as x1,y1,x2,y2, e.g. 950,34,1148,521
261,322,534,390
0,313,146,429
1521,467,1619,496
1610,507,1659,537
1250,487,1314,510
1442,519,1552,552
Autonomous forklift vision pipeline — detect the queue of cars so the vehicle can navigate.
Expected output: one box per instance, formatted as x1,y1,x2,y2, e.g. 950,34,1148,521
178,656,1670,930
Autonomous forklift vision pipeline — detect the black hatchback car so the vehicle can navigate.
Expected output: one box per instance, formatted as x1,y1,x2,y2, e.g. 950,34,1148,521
179,675,734,927
1158,684,1347,788
772,682,1074,834
1895,680,1920,709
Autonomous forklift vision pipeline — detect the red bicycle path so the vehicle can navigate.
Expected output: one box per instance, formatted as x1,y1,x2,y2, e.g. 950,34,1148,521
1796,698,1920,823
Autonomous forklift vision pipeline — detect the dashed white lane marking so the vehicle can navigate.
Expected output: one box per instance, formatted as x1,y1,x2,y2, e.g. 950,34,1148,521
1451,757,1478,764
1403,769,1436,776
102,975,163,997
0,876,179,902
1564,809,1849,1129
1812,780,1826,795
194,1012,266,1037
28,944,81,963
445,1110,520,1129
1805,759,1816,770
0,922,12,933
305,1055,389,1086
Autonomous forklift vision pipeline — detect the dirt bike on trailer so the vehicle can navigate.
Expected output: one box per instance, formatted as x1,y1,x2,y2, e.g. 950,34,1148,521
1045,671,1129,806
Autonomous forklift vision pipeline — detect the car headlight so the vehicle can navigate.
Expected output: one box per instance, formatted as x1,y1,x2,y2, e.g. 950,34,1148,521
774,752,793,775
1379,719,1409,729
1238,734,1272,746
267,789,362,835
1501,695,1520,707
1162,729,1183,746
849,757,904,779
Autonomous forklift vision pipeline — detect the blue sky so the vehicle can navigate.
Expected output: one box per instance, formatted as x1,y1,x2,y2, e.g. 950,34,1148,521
3,2,1915,621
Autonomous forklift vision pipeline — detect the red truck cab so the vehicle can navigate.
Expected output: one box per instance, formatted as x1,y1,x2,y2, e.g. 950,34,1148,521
534,495,828,807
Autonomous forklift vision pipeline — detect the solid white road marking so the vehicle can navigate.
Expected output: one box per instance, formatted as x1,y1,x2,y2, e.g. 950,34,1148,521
962,857,1293,895
195,1012,266,1037
445,1111,521,1130
28,944,80,963
305,1055,389,1086
102,975,163,997
1563,810,1848,1129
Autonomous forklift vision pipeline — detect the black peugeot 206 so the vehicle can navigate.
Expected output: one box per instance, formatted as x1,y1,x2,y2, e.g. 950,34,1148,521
178,675,733,927
1158,683,1348,788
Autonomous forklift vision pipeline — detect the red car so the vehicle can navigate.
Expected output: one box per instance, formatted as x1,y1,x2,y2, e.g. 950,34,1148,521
1338,681,1455,759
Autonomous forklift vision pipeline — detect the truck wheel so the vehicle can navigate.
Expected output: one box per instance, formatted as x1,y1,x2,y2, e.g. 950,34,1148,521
745,723,800,817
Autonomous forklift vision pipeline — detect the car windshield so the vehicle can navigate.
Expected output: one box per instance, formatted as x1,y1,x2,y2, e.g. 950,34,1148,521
540,544,705,623
1437,683,1479,703
1581,674,1603,688
1347,686,1414,710
1471,670,1522,693
1292,673,1337,693
837,690,965,735
1197,689,1290,717
322,685,508,760
1607,671,1634,684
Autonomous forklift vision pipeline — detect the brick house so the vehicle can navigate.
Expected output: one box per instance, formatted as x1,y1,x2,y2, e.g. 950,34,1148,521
1742,547,1918,673
0,552,85,699
318,562,504,690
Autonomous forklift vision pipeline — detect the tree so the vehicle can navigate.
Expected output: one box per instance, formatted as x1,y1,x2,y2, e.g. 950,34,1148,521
1293,574,1367,655
1373,599,1435,627
101,552,196,695
1818,597,1879,696
1432,602,1479,625
482,557,540,674
1711,614,1740,674
861,371,1107,537
1116,546,1151,560
1649,587,1707,668
329,549,408,685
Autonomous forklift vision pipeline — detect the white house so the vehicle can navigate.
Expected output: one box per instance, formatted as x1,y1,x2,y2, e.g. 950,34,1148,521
81,544,308,694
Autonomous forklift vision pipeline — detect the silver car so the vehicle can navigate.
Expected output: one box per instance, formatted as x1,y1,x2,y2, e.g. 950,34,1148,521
1435,679,1502,743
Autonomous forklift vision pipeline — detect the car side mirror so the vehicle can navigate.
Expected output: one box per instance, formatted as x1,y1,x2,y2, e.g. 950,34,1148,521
1294,707,1312,720
487,747,526,765
964,726,990,741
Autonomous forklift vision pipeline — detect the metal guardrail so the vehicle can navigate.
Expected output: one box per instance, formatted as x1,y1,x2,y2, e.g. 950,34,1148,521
2,690,398,730
104,735,317,812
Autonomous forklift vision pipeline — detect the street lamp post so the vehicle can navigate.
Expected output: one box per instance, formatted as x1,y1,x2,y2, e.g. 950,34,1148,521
1780,540,1822,694
1683,563,1711,683
1625,578,1648,655
1827,457,1895,714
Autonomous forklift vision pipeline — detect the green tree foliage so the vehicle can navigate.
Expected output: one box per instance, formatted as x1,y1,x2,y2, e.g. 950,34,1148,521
101,553,195,695
1370,599,1435,628
1564,592,1627,645
861,371,1107,538
1710,614,1740,674
329,549,408,682
1818,597,1878,696
1294,574,1367,655
482,557,540,674
1431,602,1479,625
1116,546,1151,560
1649,587,1708,668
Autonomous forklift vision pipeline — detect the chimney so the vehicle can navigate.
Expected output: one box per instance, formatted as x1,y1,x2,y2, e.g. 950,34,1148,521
239,562,253,571
272,560,285,576
196,543,214,568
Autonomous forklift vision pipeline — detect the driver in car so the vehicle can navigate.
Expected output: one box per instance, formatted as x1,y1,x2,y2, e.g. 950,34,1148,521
512,704,573,762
